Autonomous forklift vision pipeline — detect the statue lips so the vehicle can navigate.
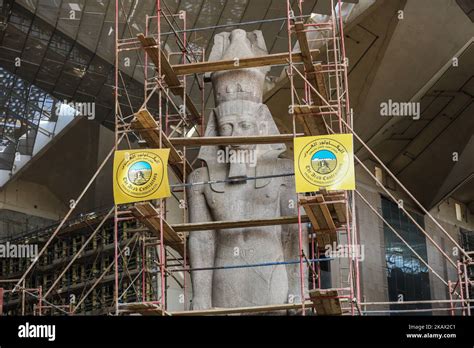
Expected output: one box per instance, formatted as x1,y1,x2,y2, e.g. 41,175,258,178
230,144,249,150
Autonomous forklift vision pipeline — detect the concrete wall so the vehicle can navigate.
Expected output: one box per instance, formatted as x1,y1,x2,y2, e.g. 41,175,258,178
355,183,389,311
0,119,110,239
0,209,53,241
0,178,66,221
355,0,474,146
93,125,115,211
0,178,65,239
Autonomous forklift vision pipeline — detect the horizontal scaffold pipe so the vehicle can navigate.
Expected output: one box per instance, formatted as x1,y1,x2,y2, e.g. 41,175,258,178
168,257,333,273
172,215,312,232
362,306,474,315
160,15,312,36
361,299,474,306
169,134,302,146
171,172,295,189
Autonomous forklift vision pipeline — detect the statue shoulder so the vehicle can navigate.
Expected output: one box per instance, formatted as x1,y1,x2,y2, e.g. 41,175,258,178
276,158,294,174
187,166,210,187
276,158,295,187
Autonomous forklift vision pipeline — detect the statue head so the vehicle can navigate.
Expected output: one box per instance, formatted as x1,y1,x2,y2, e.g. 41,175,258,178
197,29,286,191
215,100,266,151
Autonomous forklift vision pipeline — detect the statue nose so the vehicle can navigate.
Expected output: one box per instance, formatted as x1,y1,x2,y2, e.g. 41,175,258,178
231,128,240,136
231,29,246,40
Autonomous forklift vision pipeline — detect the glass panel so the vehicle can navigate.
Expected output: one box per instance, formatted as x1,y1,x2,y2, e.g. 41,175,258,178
0,65,81,166
382,196,432,315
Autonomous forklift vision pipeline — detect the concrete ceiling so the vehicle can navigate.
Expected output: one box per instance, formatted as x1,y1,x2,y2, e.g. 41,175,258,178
1,0,473,214
385,41,474,210
352,0,474,209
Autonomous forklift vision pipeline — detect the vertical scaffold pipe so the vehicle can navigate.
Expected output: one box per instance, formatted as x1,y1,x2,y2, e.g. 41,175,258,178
114,0,120,317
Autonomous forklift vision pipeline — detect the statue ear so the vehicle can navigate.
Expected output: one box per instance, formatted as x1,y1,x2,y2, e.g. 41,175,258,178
197,109,225,193
257,104,286,152
248,30,268,53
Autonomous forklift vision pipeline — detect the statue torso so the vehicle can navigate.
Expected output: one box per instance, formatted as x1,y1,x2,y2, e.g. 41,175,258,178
199,160,292,307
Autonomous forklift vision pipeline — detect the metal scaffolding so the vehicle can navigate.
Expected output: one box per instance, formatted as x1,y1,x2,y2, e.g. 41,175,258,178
2,0,472,317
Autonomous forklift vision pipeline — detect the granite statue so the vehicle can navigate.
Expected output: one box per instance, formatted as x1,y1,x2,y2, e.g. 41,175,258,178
187,29,308,312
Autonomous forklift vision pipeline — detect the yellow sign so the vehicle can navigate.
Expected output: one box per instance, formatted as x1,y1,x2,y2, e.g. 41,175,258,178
294,134,355,192
113,149,171,204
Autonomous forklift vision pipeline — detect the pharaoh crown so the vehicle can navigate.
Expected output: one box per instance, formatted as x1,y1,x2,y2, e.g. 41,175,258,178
209,29,270,105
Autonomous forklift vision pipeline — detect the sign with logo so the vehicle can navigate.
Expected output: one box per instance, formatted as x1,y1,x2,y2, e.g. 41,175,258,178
294,134,355,192
113,149,171,204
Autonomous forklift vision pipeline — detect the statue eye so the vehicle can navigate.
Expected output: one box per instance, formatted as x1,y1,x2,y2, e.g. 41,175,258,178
220,124,232,133
240,122,252,130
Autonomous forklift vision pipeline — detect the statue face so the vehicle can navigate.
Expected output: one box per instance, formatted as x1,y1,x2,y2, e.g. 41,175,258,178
217,113,262,150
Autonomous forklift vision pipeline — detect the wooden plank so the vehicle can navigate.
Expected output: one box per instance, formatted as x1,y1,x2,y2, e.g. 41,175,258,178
300,196,328,230
137,34,201,124
300,194,346,211
314,63,329,103
302,204,321,231
296,114,327,136
323,194,346,202
172,50,320,76
322,190,346,197
300,194,342,248
133,204,175,243
313,200,329,230
172,215,310,232
294,21,330,136
321,193,347,225
333,203,347,224
293,104,327,136
294,22,316,74
294,22,329,107
171,301,314,316
119,303,169,316
316,195,336,231
131,202,184,257
293,105,321,115
300,196,322,231
309,289,343,316
137,34,181,92
169,134,301,146
131,109,193,180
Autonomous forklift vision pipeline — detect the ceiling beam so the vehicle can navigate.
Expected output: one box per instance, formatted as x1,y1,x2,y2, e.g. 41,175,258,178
358,38,474,158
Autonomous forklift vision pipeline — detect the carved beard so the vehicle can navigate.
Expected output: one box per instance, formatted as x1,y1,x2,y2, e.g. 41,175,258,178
227,148,256,181
228,161,248,181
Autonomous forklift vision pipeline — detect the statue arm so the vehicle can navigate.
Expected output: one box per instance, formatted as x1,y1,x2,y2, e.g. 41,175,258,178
187,168,215,310
280,171,309,304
